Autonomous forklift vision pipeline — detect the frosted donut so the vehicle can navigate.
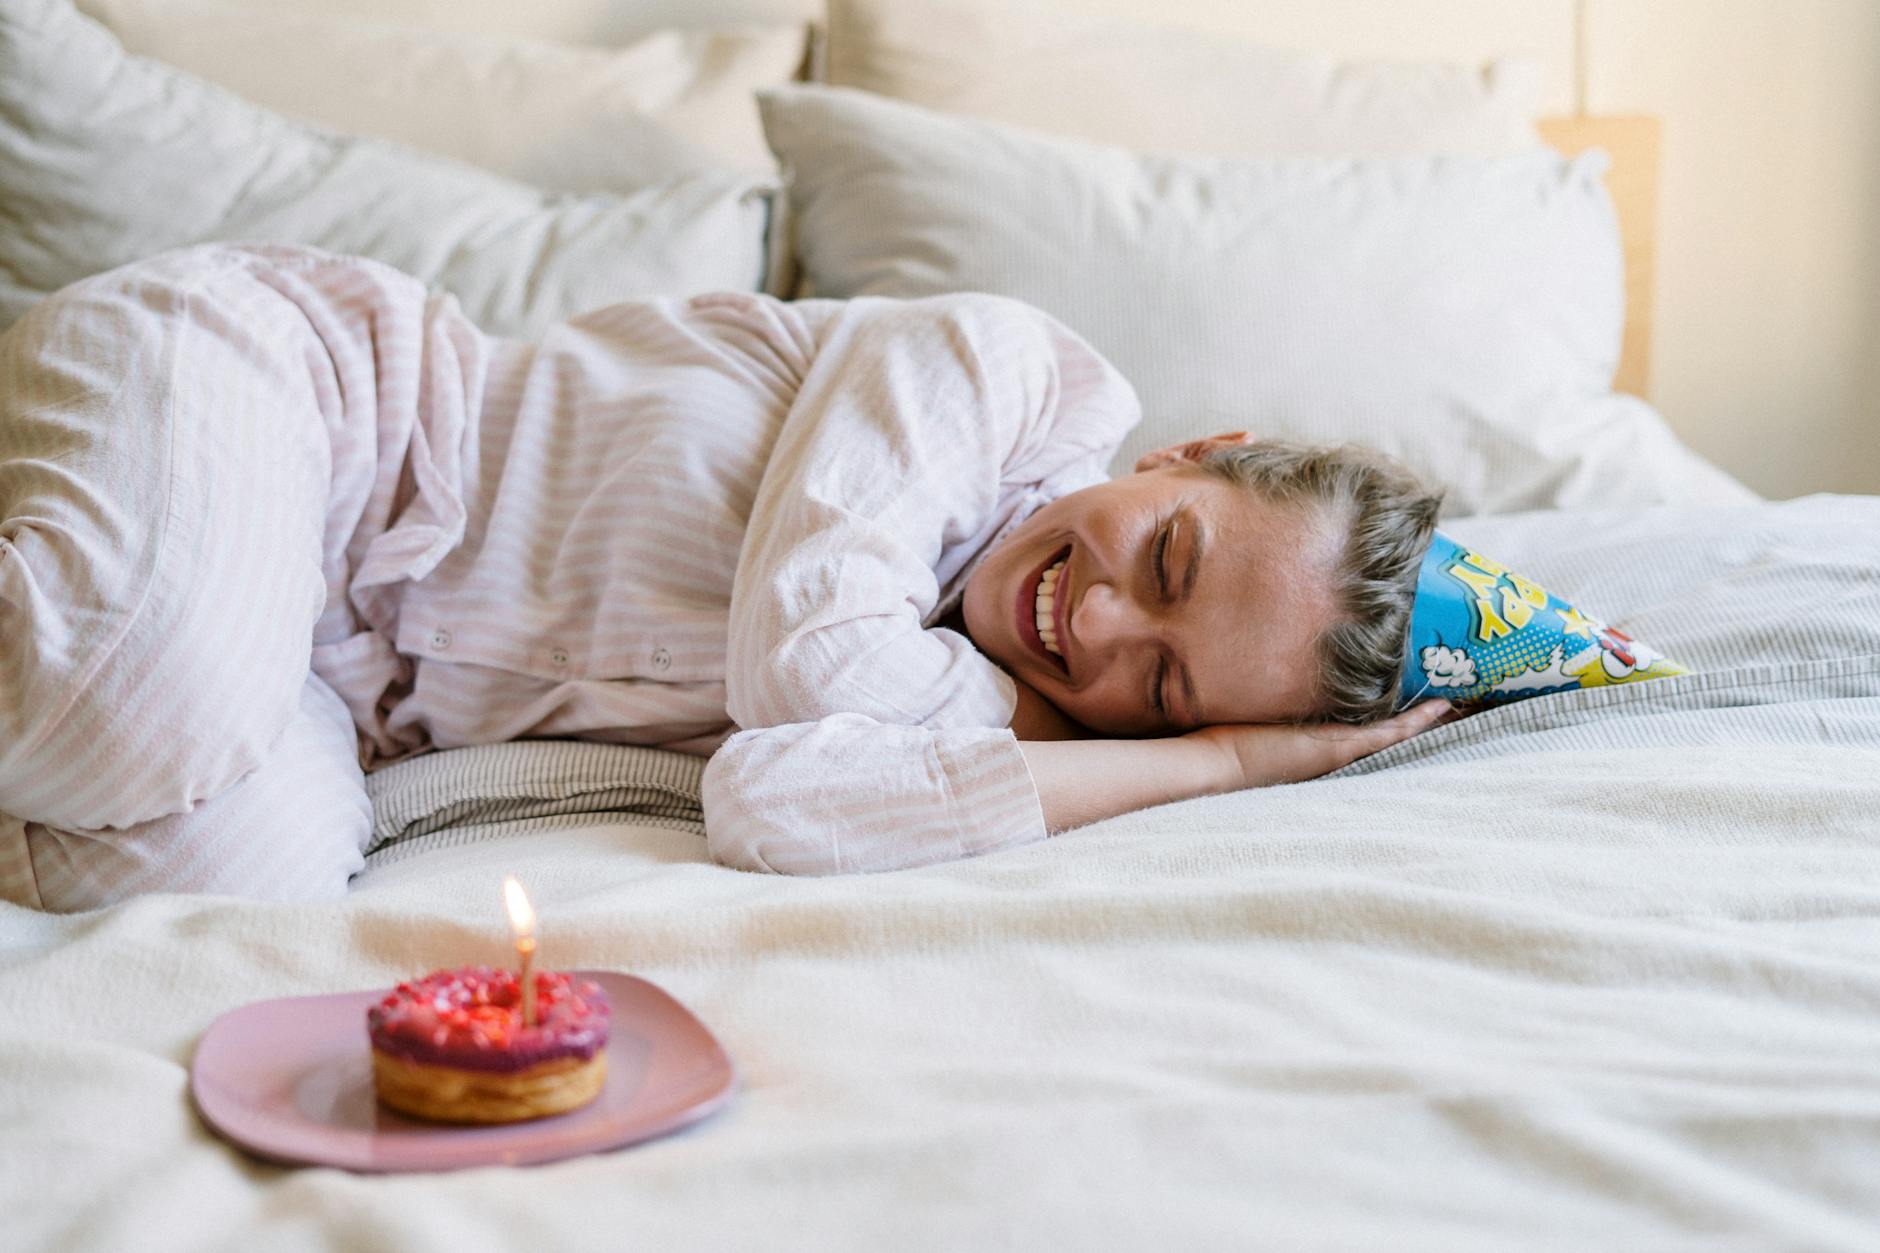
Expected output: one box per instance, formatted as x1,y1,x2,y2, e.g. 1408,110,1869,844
366,966,610,1124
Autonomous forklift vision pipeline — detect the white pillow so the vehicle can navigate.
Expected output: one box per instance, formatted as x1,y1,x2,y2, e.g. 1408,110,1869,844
171,0,822,48
0,0,773,337
760,86,1756,517
74,0,809,191
825,0,1543,159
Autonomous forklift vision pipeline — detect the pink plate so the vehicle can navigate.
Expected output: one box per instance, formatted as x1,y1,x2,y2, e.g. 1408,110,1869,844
190,971,738,1172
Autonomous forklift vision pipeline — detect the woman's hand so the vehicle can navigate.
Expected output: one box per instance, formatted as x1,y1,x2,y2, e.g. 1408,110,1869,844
1184,700,1451,789
1015,701,1449,835
1008,674,1095,741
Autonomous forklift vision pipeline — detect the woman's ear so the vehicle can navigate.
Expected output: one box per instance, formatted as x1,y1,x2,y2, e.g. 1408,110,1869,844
1133,430,1253,474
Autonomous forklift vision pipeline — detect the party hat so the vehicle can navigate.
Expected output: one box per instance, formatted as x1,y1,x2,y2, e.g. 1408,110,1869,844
1399,532,1686,707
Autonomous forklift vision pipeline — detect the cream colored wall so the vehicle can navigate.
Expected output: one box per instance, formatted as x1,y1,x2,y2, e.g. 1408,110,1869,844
1584,0,1880,498
1065,0,1880,498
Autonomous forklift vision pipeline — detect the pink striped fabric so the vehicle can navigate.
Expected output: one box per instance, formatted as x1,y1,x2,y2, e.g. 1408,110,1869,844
0,243,1141,903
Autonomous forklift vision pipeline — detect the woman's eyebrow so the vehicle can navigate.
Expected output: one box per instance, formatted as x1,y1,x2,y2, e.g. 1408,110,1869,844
1181,508,1203,599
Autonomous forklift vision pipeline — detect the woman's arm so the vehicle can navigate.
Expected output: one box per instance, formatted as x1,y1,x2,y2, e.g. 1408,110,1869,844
701,716,1047,875
1016,736,1238,832
723,294,1138,736
700,703,1449,874
1017,702,1449,834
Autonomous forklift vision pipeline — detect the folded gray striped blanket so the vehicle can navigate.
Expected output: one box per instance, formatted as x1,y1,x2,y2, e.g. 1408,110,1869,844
363,738,705,870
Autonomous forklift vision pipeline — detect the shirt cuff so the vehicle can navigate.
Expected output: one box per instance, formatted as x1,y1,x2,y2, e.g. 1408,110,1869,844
937,726,1047,858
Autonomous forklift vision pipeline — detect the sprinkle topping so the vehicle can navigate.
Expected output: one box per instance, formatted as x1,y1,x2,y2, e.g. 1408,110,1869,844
366,965,610,1072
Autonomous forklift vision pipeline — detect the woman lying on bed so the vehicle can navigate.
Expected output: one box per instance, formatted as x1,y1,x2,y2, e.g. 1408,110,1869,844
0,243,1448,910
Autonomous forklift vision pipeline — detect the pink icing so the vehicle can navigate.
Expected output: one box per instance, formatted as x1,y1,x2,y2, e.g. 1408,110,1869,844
366,965,610,1073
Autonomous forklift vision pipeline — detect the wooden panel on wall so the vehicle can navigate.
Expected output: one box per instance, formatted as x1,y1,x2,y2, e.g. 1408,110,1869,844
1539,115,1661,400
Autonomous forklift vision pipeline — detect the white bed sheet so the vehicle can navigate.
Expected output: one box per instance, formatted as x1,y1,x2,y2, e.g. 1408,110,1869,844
3,495,1879,1251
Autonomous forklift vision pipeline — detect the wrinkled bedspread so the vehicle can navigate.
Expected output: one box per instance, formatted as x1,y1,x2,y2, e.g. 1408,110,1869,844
3,494,1879,1251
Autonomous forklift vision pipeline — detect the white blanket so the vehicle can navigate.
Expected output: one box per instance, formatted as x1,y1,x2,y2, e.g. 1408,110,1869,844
4,495,1880,1251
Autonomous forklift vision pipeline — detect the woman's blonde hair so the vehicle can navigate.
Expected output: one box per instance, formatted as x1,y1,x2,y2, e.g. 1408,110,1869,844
1195,439,1443,724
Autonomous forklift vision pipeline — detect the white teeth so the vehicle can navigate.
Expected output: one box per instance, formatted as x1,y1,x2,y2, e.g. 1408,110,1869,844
1033,557,1068,658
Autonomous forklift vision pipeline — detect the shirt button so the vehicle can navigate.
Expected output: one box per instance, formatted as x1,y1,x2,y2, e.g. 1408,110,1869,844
550,647,569,668
431,628,452,651
652,647,672,672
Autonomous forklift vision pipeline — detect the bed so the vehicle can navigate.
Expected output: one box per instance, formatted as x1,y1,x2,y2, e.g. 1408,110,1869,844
4,0,1879,1248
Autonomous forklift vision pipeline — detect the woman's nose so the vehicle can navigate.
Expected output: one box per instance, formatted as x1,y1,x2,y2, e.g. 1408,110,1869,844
1072,578,1163,652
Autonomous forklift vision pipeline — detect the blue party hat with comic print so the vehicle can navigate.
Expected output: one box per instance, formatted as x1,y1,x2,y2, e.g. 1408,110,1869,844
1399,532,1686,707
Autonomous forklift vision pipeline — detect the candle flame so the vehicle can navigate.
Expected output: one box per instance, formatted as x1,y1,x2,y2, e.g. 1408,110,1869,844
502,875,536,939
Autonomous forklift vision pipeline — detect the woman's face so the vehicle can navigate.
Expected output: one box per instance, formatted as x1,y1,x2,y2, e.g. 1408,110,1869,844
961,445,1343,737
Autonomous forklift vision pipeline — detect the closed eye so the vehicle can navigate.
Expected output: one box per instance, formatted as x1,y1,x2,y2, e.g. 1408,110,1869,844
1151,509,1203,730
1151,520,1171,720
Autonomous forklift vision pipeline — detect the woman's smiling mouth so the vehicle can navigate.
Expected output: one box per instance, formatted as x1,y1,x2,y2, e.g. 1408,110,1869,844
1035,556,1068,656
1017,544,1073,675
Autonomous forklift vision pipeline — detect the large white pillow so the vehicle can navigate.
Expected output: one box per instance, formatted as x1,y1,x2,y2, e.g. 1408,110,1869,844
760,86,1756,517
171,0,821,47
825,0,1543,159
0,0,773,337
74,0,809,191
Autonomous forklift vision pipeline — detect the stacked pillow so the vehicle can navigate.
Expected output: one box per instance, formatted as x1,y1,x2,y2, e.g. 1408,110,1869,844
149,0,823,48
72,0,809,190
760,0,1754,517
0,0,794,336
0,0,1762,519
823,0,1545,159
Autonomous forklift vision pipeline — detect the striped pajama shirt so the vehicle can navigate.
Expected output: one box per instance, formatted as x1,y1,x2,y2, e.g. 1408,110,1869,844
0,244,1141,908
